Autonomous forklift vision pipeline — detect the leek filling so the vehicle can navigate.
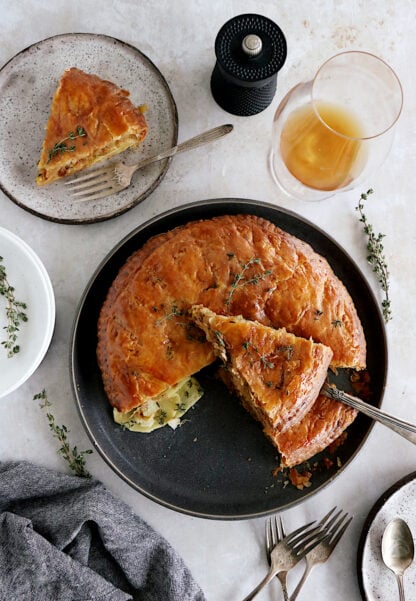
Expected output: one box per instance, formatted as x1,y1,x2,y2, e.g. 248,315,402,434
113,376,203,432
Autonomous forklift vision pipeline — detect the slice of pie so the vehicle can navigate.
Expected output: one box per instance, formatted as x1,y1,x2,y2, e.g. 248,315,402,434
190,305,333,434
36,67,148,185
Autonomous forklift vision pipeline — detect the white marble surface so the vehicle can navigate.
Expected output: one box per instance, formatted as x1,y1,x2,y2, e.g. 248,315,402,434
1,1,416,600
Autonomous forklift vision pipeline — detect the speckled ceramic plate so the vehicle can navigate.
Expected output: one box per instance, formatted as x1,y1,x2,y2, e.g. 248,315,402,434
358,472,416,600
0,227,55,398
71,199,387,519
0,33,178,224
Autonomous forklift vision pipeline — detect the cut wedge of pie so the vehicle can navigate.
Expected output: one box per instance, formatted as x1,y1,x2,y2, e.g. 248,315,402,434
190,305,357,467
36,67,148,186
190,305,333,434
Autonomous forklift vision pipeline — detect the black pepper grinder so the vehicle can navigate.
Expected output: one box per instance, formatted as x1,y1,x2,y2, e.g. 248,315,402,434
211,13,287,116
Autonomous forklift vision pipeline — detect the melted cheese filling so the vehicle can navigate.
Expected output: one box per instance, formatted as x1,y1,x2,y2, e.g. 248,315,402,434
113,376,203,432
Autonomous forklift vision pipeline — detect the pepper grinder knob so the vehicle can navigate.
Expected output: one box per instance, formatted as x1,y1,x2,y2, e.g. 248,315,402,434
242,34,263,57
211,13,287,116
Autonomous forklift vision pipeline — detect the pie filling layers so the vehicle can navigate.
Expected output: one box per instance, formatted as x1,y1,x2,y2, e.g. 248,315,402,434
36,67,148,186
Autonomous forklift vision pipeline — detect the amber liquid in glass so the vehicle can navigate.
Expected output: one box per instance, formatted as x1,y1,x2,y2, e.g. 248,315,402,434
280,102,365,191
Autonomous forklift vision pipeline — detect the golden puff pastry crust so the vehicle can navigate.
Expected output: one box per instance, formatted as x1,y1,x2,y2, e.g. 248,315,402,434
97,214,366,414
268,394,357,467
190,306,333,434
36,67,148,185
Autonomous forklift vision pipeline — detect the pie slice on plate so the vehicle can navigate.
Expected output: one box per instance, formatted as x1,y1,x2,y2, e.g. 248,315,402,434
36,67,148,185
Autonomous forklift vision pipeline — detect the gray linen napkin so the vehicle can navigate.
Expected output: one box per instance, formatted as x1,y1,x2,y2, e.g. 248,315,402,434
0,461,206,601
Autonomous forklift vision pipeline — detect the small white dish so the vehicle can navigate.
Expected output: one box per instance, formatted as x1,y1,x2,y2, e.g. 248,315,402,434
0,227,55,398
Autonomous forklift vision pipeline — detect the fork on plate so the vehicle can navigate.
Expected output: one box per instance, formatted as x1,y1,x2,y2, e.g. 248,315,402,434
64,123,233,201
242,518,327,601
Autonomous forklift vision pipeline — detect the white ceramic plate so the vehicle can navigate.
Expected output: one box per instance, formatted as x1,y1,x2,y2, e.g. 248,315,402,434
0,33,178,224
0,227,55,398
358,472,416,600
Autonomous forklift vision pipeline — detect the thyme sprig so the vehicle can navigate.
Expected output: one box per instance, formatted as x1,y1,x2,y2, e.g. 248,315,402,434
47,125,87,163
356,189,392,322
245,341,275,368
0,256,28,357
242,340,294,368
155,302,186,325
34,389,93,478
225,257,273,307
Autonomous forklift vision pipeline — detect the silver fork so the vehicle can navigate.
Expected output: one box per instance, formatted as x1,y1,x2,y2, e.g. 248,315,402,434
266,516,291,601
290,507,353,601
242,518,327,601
64,123,233,200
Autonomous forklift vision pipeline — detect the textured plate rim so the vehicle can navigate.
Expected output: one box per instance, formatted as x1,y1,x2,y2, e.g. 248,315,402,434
0,226,55,398
0,32,179,225
70,197,388,519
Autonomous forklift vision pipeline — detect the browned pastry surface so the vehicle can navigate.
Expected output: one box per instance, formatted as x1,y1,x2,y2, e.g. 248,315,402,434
36,67,148,185
190,306,333,434
97,214,366,414
268,394,357,467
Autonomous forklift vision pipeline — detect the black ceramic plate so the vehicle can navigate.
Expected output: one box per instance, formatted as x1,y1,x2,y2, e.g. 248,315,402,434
71,198,387,519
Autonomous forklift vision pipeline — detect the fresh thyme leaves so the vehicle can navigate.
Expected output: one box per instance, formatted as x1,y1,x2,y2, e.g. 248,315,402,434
155,303,186,325
331,319,342,328
34,389,92,478
47,125,87,163
277,345,294,360
156,409,168,425
242,340,294,375
356,189,392,322
0,256,28,358
225,257,273,307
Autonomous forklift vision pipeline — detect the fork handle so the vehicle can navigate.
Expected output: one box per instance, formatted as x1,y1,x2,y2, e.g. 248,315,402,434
127,123,233,175
289,562,314,601
241,568,277,601
322,384,416,445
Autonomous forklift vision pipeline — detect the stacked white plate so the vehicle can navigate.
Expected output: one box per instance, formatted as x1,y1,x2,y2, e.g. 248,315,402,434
0,227,55,398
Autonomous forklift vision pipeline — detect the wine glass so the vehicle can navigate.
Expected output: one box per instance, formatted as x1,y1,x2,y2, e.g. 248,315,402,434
270,51,403,201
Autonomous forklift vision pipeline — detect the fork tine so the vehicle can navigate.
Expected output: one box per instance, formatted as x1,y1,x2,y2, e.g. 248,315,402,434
295,531,327,560
293,524,329,557
71,181,115,198
265,518,272,558
271,517,278,547
328,514,353,546
279,516,286,539
291,526,326,553
64,165,111,186
69,179,111,194
284,521,316,544
71,189,116,202
318,506,337,526
275,516,284,542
